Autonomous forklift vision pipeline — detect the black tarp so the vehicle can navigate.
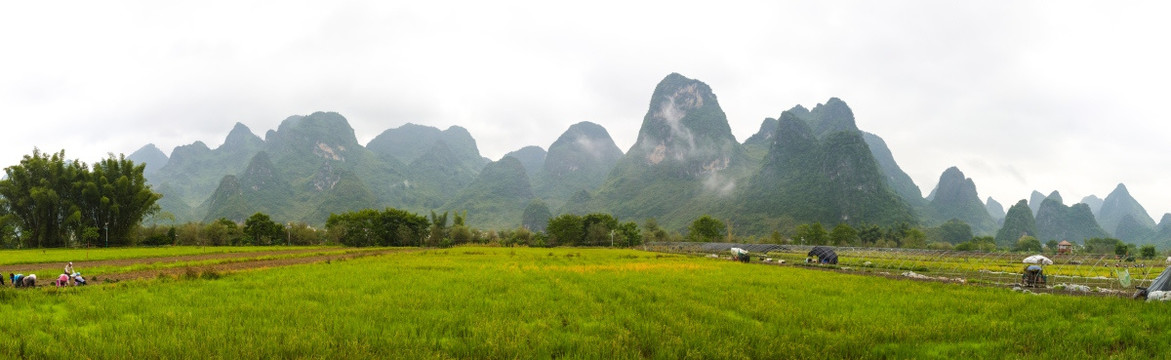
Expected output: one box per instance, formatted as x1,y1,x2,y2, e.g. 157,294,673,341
807,246,838,264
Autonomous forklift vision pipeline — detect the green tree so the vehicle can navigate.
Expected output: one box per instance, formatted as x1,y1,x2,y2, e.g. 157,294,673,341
857,224,882,246
1140,244,1157,260
1115,242,1129,257
829,223,858,246
615,221,642,247
325,208,429,247
428,211,449,246
795,222,828,245
243,212,283,246
955,236,997,252
582,213,620,246
687,215,726,242
0,149,86,247
546,214,584,247
0,149,160,248
642,218,668,243
286,222,322,245
1013,235,1042,253
938,219,973,244
901,228,927,248
81,154,162,246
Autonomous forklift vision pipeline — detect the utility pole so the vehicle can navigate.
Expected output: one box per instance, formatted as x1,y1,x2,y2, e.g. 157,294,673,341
104,222,109,248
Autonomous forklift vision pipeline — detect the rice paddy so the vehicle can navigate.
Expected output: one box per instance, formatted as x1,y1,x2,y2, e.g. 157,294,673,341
2,246,1168,359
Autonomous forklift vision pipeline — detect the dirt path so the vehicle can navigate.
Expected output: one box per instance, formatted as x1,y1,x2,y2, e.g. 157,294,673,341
2,248,415,285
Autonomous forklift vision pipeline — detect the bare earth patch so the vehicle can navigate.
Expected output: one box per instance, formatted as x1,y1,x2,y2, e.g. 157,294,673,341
1,248,413,284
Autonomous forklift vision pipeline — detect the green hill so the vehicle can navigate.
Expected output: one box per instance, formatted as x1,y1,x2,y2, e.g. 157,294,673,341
200,152,294,222
1034,192,1109,243
738,111,914,231
535,122,623,208
443,156,534,229
926,167,998,235
580,73,750,229
503,145,546,178
995,199,1036,248
366,123,487,174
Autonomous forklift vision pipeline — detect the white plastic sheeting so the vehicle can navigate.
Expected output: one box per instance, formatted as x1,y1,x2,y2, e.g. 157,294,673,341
1023,254,1054,265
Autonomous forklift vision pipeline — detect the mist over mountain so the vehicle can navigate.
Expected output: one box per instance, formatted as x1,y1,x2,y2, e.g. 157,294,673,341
503,146,546,177
1097,183,1156,241
127,144,169,178
115,72,1166,243
535,121,623,208
578,73,751,229
1080,195,1104,217
986,197,1005,221
366,123,488,174
926,167,997,235
1029,190,1048,215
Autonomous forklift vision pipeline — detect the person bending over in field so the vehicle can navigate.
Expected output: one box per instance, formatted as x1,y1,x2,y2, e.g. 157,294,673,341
56,273,70,287
10,273,35,288
64,262,74,285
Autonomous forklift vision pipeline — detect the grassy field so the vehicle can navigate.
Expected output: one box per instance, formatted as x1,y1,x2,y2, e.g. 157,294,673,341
2,246,1169,359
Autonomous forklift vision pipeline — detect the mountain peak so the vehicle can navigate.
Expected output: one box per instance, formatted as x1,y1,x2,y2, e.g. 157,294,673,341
1099,182,1156,239
807,98,858,137
629,73,742,175
743,118,778,146
127,143,170,178
221,122,264,153
928,166,996,234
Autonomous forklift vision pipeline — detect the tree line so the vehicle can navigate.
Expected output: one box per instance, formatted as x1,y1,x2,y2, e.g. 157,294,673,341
0,149,161,248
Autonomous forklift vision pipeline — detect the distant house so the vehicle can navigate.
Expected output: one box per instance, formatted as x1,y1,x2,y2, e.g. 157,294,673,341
1057,240,1073,255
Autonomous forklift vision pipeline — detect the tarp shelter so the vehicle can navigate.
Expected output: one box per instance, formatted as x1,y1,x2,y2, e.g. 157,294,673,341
1023,254,1053,265
808,246,838,264
1146,266,1171,293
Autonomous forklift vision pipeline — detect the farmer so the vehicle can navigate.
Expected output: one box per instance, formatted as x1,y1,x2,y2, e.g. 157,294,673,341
72,273,87,286
64,262,74,285
56,274,69,287
11,273,35,288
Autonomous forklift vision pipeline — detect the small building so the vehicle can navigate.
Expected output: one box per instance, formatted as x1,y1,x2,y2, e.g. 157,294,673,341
1057,240,1073,255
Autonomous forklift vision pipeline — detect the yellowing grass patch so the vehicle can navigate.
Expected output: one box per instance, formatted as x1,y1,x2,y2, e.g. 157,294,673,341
540,262,712,273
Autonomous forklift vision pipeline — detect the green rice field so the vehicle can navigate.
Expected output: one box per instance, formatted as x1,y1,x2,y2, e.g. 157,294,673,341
2,246,1168,359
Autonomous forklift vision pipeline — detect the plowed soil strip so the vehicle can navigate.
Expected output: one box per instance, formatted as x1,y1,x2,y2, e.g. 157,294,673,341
2,248,415,284
1,248,349,274
92,248,413,284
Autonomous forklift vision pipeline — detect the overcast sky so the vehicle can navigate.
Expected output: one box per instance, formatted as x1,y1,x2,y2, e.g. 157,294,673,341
2,1,1169,221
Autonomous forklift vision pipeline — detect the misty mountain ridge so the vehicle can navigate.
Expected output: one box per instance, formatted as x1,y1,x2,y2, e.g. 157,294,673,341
117,73,1170,246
